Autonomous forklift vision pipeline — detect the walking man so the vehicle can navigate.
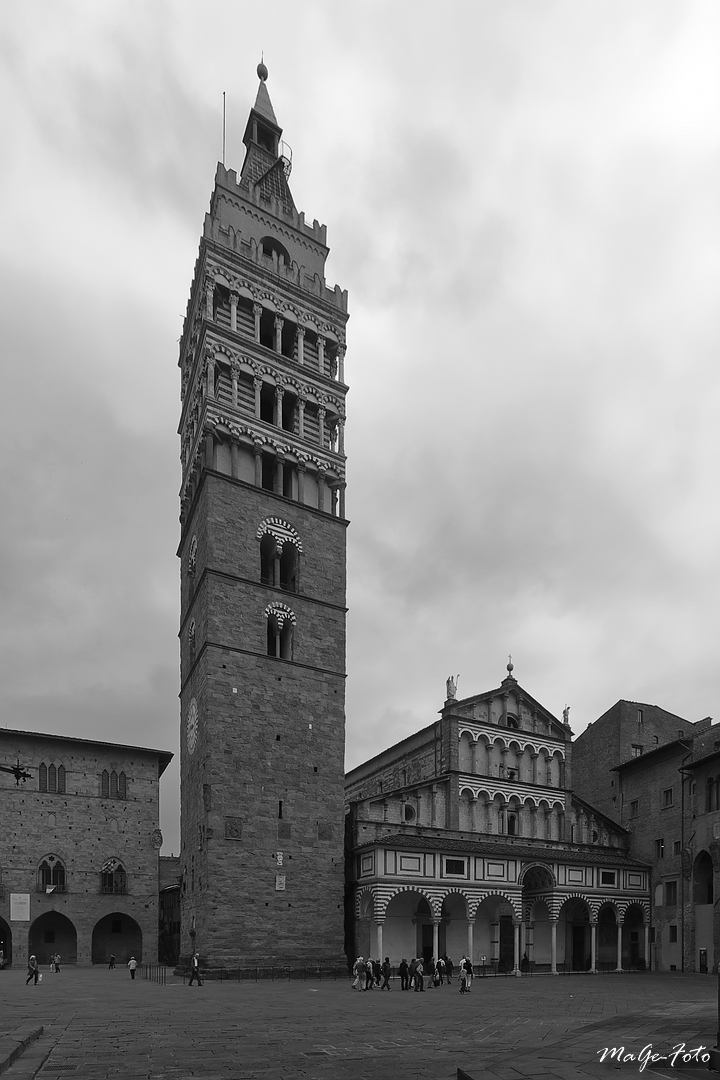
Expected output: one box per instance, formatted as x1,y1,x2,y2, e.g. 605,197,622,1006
128,956,138,980
381,957,392,990
188,952,202,986
26,955,39,985
108,954,116,970
399,958,409,991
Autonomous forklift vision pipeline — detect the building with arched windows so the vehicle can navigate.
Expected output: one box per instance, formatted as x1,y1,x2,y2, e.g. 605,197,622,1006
345,666,652,974
0,728,171,969
176,66,348,970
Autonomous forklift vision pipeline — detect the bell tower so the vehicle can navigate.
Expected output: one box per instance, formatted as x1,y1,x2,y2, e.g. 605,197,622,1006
177,65,348,969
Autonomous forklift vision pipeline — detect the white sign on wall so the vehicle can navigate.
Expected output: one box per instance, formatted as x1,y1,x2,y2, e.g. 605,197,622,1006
10,894,30,921
275,874,286,892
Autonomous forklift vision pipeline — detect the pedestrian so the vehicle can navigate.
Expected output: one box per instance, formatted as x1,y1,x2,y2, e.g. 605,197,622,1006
364,957,374,990
128,956,138,980
398,958,409,991
381,957,391,990
26,955,39,985
108,954,116,970
458,956,468,994
520,952,530,974
351,955,364,990
408,958,417,990
188,952,202,986
465,957,473,991
372,958,381,987
426,956,436,987
414,958,424,991
0,950,4,970
436,955,446,985
54,954,61,974
444,955,454,983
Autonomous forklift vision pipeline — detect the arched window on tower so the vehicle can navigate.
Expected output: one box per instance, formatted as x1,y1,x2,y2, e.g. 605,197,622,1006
279,544,298,592
260,533,276,585
265,603,296,660
101,770,109,798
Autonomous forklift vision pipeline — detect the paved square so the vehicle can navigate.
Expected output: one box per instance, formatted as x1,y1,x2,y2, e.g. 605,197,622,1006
0,969,717,1079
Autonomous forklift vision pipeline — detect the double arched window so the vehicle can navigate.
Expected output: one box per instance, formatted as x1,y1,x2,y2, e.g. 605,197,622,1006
100,858,127,894
257,518,302,592
265,603,296,660
38,855,66,892
39,763,66,794
101,770,127,800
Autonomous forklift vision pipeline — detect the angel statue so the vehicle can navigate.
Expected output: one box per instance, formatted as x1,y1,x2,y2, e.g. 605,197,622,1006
446,675,458,701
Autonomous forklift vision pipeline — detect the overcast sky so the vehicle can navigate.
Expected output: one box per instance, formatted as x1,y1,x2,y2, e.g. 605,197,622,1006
1,1,719,854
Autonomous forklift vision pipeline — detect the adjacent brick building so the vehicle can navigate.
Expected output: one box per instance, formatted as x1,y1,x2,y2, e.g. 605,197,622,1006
176,66,348,969
346,667,651,974
0,728,171,968
573,703,720,972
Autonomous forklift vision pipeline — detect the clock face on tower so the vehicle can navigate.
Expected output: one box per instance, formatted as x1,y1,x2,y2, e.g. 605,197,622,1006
187,698,198,755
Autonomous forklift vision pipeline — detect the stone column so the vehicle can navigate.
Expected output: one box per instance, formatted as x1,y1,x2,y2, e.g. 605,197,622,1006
204,428,215,469
317,469,326,513
500,747,509,778
467,919,474,963
590,923,597,973
206,354,215,399
229,291,238,333
375,920,383,962
275,386,284,428
531,753,539,784
253,377,262,420
253,444,263,488
337,417,345,455
616,922,623,972
231,362,239,408
432,921,440,963
205,277,214,319
230,438,239,480
644,922,650,971
253,302,262,343
318,406,326,447
275,452,284,496
338,482,346,519
471,739,478,775
298,399,306,439
550,920,558,974
296,326,305,365
273,540,282,587
338,344,345,382
297,462,306,504
274,314,283,354
317,335,325,374
513,923,520,975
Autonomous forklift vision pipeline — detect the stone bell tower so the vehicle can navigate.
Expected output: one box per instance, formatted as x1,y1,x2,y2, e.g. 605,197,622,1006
177,64,348,969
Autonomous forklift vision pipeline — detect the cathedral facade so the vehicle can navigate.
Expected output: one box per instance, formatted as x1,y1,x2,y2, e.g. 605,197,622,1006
177,68,348,969
345,667,651,973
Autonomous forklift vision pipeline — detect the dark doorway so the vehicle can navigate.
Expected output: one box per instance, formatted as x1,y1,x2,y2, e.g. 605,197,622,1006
0,917,11,967
572,925,586,970
421,924,433,968
499,916,514,972
92,912,143,964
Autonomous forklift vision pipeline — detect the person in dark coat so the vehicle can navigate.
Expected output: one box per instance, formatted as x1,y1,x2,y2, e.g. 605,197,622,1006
372,958,382,986
108,954,116,969
188,952,202,986
399,958,409,991
444,955,454,983
381,957,391,990
414,958,424,991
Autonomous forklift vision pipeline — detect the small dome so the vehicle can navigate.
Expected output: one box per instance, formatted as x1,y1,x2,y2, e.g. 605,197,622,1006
257,61,268,82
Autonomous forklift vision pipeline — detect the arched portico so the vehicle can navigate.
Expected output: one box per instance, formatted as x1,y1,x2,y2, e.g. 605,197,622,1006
622,904,646,970
382,890,436,968
693,851,714,973
91,912,142,965
474,895,518,973
597,904,620,971
440,892,468,965
28,911,77,966
558,897,591,972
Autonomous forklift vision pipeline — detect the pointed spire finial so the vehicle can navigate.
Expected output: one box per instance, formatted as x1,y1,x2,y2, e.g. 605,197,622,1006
257,56,268,82
507,654,514,676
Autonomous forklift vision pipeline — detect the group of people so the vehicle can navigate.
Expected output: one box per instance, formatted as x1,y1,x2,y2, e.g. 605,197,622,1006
351,956,392,990
352,954,478,992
